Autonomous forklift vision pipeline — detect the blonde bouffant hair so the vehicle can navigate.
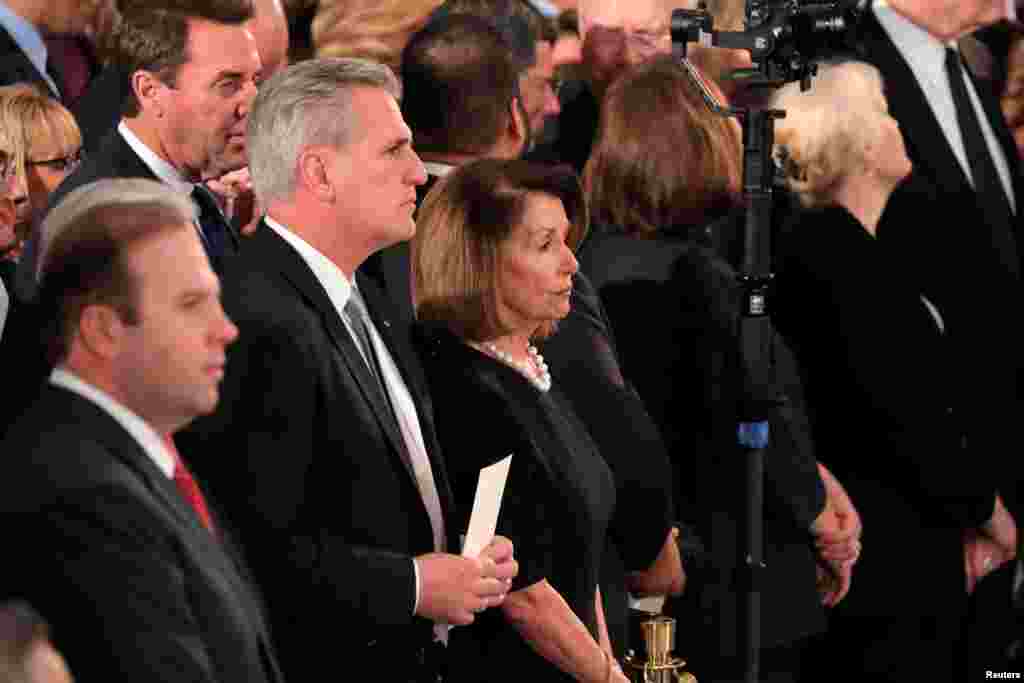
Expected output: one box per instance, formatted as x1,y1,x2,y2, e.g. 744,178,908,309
770,60,889,208
312,0,444,72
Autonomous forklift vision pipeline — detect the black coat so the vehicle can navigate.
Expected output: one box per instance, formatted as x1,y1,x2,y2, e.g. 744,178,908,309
0,385,284,683
176,221,457,681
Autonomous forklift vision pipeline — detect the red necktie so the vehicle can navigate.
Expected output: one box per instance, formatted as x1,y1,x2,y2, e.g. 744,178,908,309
164,434,216,534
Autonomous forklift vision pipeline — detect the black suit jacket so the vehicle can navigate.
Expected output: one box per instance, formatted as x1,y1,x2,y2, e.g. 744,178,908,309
774,204,997,616
0,385,283,683
854,8,1024,517
0,26,62,100
177,221,457,680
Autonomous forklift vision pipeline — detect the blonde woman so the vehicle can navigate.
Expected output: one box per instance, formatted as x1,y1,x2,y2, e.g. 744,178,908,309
771,60,1015,681
0,84,82,235
312,0,444,72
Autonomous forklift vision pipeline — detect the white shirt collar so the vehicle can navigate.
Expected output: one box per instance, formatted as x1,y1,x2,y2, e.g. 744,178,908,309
117,121,195,195
0,3,55,96
422,161,456,178
263,214,356,313
49,367,176,478
874,2,953,92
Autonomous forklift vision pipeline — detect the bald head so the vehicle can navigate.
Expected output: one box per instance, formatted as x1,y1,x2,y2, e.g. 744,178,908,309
250,0,290,77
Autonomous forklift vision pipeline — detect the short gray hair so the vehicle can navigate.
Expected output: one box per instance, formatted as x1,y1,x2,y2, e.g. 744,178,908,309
37,178,196,282
770,60,887,207
247,57,402,206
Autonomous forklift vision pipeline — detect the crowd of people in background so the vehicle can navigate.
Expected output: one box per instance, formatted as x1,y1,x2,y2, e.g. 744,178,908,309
0,1,1021,682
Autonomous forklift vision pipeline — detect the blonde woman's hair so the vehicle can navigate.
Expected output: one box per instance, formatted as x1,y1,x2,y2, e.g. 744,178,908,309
312,0,444,72
770,60,888,208
0,84,81,189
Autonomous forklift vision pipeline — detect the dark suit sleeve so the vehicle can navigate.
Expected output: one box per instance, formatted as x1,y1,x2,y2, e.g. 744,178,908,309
28,481,221,682
181,311,417,631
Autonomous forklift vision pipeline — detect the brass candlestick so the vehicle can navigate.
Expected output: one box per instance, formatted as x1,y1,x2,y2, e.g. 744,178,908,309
622,616,697,683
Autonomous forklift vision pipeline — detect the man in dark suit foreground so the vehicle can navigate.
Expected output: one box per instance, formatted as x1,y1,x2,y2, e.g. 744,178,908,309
177,58,517,683
0,178,284,683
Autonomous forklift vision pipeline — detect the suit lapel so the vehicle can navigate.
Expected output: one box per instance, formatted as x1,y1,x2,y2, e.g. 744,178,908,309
248,223,418,483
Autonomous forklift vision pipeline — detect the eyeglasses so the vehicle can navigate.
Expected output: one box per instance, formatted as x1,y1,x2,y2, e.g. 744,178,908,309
26,149,84,173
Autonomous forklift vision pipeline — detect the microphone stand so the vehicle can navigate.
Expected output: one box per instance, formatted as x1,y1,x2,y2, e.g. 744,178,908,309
676,57,784,683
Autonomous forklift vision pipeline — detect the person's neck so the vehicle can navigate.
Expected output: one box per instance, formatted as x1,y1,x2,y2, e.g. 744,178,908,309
265,204,367,281
122,117,200,183
833,173,897,237
481,332,534,365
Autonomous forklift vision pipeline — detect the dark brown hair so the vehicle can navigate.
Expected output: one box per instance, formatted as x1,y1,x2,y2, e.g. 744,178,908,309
584,56,742,236
413,158,587,340
117,0,255,117
401,13,525,156
37,202,191,365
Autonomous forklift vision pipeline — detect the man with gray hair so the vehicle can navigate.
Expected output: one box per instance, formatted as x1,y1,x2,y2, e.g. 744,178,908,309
176,58,518,683
0,178,284,683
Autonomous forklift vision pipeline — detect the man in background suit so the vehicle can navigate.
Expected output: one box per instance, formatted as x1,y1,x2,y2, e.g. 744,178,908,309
177,58,517,683
852,0,1022,676
0,0,95,102
42,0,261,279
363,12,530,325
0,178,284,683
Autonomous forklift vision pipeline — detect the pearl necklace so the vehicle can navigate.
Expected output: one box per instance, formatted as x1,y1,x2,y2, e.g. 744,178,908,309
478,341,552,393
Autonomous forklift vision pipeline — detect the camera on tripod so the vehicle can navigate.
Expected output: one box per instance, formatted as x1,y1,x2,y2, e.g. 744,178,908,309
671,0,864,89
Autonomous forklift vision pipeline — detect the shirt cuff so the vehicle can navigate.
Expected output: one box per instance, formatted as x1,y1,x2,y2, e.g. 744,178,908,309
412,556,421,615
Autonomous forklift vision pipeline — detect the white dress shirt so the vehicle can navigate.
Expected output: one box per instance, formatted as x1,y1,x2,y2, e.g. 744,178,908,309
50,367,176,478
874,2,1016,213
0,273,8,342
264,216,448,627
0,2,58,97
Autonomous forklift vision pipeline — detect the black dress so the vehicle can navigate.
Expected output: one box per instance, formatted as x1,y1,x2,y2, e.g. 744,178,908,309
413,324,615,682
772,203,999,680
541,271,677,659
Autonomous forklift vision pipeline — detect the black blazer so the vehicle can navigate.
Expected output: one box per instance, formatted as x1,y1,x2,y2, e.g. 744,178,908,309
0,26,62,100
579,222,826,656
0,385,283,683
773,204,997,616
854,7,1024,517
177,221,457,680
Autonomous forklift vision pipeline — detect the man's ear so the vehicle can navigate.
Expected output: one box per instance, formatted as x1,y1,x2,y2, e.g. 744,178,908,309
131,70,167,118
298,148,335,202
76,303,126,361
508,96,529,156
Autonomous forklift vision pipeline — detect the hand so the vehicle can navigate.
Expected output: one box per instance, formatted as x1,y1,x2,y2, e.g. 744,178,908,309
816,556,854,607
965,525,1015,594
980,495,1019,561
812,463,862,563
204,168,260,234
478,535,518,588
415,552,511,625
